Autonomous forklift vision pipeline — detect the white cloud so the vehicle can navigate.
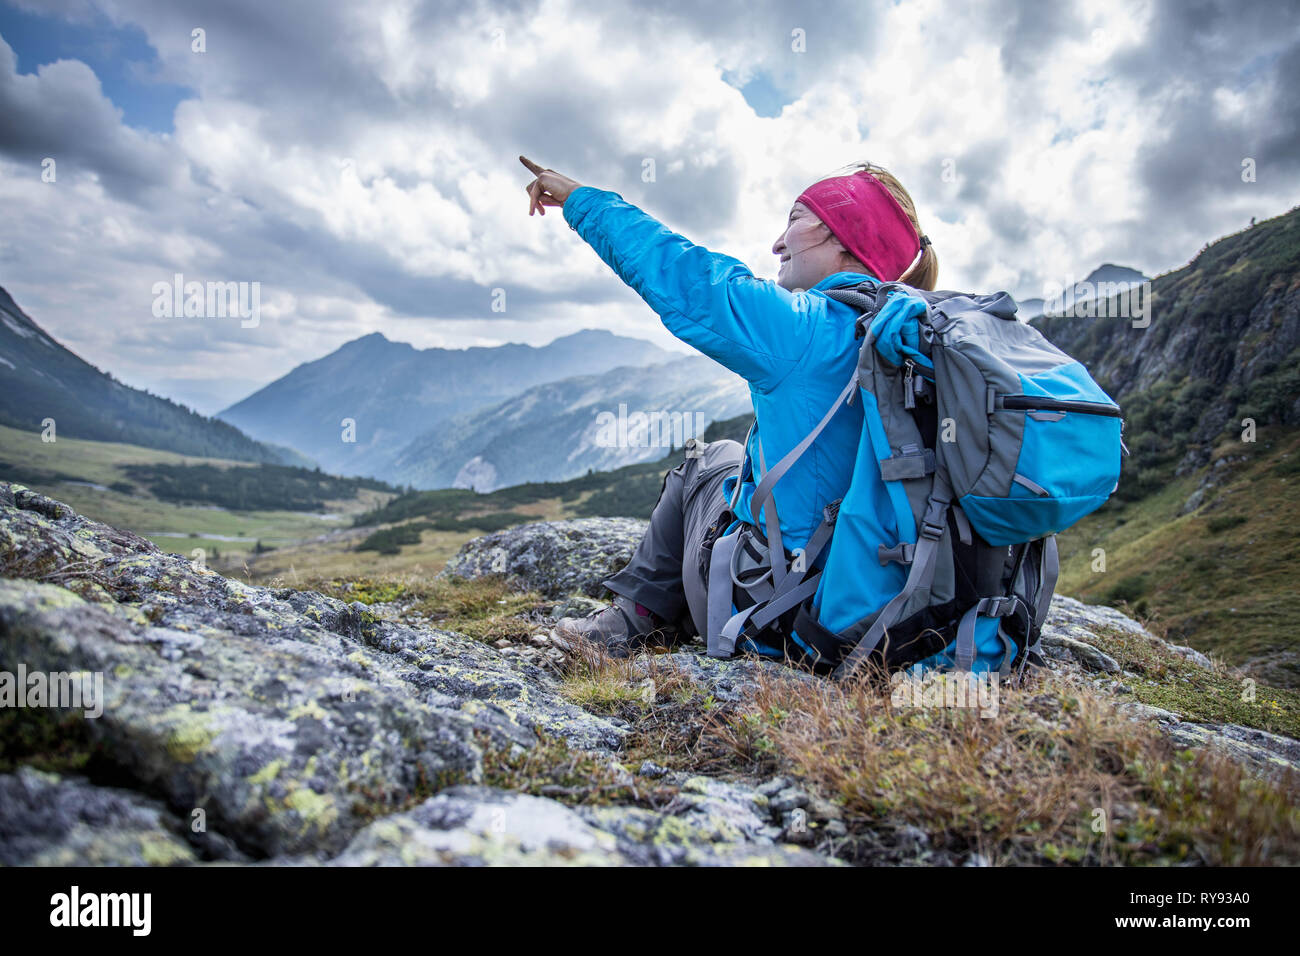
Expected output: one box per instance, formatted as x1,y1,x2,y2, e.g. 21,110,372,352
1,0,1297,414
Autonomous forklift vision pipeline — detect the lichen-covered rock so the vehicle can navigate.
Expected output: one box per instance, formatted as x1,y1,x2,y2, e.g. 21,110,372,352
576,775,838,866
334,781,835,867
0,484,623,861
1039,632,1121,673
0,767,200,866
632,651,819,704
441,518,649,598
0,578,492,858
332,786,628,866
1046,594,1148,636
1152,717,1300,777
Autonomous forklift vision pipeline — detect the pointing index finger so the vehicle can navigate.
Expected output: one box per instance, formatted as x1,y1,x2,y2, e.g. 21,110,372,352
519,155,546,176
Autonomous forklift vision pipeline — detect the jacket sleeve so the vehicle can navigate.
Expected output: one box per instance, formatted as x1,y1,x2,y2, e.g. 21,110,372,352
562,186,817,392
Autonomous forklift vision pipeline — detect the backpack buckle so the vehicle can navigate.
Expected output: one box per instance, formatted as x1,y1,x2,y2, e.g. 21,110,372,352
978,595,1022,618
877,541,915,566
928,308,957,334
824,499,842,525
920,496,949,540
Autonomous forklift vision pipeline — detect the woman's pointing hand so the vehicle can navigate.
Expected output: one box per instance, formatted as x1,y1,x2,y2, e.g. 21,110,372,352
520,155,583,216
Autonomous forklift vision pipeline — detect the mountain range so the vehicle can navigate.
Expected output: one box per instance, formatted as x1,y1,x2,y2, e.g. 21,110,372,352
1031,210,1300,483
216,328,700,481
386,355,751,490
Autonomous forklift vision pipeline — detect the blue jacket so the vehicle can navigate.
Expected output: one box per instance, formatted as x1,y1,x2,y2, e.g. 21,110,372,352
564,186,879,556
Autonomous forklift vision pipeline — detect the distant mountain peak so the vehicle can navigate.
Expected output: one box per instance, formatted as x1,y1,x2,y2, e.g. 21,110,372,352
1081,263,1148,284
549,328,618,343
1016,263,1149,320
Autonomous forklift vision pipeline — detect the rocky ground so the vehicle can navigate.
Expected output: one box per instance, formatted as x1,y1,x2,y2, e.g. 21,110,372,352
1,484,1296,866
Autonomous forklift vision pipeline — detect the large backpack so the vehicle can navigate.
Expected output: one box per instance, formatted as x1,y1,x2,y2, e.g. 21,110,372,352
704,279,1127,680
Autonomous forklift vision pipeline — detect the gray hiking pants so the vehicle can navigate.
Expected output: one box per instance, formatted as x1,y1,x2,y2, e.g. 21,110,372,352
602,438,744,637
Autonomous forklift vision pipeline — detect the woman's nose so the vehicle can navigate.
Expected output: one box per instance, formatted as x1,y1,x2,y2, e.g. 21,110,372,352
772,232,786,256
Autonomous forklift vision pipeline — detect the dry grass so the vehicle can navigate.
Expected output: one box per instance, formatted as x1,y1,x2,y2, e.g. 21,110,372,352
270,569,1300,866
706,665,1300,865
556,647,745,775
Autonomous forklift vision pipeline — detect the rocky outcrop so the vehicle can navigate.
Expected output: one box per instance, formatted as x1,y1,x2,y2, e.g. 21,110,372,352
2,484,1295,866
0,767,202,866
0,484,626,862
441,517,649,598
0,485,831,865
333,781,834,867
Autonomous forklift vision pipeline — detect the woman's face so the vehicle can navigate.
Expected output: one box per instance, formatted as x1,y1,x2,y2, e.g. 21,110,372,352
773,201,851,291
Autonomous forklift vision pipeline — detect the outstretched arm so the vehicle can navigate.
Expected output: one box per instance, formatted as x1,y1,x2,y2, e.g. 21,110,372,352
521,156,816,392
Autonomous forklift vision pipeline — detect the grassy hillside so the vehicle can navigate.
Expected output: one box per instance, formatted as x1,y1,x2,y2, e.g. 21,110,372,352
1034,207,1300,502
1058,426,1300,687
0,423,392,570
0,286,301,465
1030,208,1300,687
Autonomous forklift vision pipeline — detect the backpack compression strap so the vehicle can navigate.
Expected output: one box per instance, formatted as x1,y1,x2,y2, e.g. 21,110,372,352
705,376,856,657
831,471,953,680
1015,534,1058,676
747,375,857,592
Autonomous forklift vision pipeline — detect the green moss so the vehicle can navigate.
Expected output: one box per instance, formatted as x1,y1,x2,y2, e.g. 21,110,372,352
305,573,549,643
1084,624,1300,738
312,577,409,606
0,706,102,774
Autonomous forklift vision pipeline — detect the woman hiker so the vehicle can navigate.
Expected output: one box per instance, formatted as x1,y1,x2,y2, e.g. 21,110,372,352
520,155,937,660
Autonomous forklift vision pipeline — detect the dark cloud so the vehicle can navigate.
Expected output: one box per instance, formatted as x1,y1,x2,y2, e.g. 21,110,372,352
1107,0,1300,250
0,34,185,200
993,0,1084,76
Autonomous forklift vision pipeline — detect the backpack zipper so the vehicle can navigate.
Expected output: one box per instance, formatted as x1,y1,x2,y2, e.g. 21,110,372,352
902,359,934,410
999,395,1122,417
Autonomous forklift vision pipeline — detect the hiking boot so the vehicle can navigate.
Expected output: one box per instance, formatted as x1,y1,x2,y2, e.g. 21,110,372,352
553,595,673,658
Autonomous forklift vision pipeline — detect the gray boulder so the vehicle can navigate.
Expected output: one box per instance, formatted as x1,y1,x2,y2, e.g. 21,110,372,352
441,517,648,598
0,483,623,860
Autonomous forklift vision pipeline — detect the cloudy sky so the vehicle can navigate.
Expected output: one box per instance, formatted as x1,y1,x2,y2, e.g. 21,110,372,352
1,0,1297,414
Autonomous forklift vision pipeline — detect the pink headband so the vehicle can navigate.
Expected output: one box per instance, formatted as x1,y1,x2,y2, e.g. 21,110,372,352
796,170,924,283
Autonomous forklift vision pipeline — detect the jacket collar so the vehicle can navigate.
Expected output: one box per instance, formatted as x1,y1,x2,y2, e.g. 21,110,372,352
810,270,879,292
